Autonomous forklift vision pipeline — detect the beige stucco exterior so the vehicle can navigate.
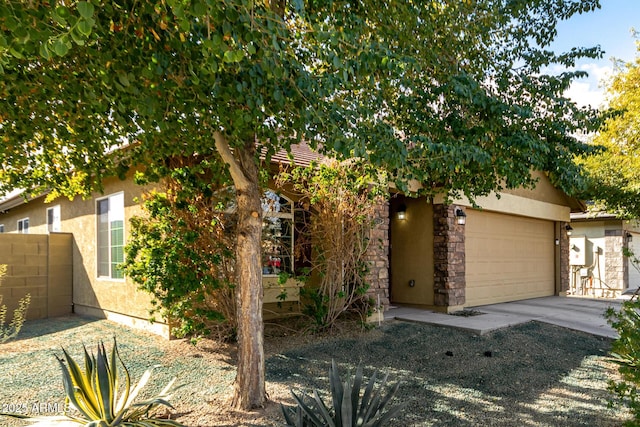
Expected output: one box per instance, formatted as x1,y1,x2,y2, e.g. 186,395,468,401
1,166,580,333
568,216,640,298
0,173,327,336
0,175,168,336
391,171,575,309
390,196,434,305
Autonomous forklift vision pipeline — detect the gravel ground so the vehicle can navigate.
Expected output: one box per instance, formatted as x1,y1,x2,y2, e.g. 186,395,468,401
0,315,630,426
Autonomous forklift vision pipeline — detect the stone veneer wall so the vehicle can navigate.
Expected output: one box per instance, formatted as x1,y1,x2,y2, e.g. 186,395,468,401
364,200,390,309
559,222,571,294
433,204,465,307
605,229,627,296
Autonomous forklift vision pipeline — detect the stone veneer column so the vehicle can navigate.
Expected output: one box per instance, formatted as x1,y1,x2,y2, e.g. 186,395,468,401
364,200,390,309
605,229,626,294
558,222,570,294
433,204,465,308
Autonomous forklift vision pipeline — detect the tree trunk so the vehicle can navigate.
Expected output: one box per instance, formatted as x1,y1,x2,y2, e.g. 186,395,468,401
213,132,266,409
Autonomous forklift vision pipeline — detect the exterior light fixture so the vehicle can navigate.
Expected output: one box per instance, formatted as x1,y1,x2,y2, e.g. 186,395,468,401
455,207,467,225
565,225,573,236
397,204,407,220
627,232,633,242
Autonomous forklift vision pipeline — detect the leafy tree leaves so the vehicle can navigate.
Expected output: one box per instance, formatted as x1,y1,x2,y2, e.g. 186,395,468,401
578,39,640,218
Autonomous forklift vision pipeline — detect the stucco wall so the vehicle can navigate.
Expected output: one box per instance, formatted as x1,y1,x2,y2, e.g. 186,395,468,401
570,220,628,298
390,195,434,305
0,233,72,321
502,170,575,207
0,176,163,335
391,172,573,310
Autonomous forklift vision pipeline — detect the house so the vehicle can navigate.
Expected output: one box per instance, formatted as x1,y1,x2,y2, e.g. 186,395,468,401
567,212,640,298
0,151,581,337
0,144,369,338
389,170,582,310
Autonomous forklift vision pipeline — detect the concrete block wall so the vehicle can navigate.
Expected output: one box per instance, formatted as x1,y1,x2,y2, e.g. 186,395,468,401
0,233,73,322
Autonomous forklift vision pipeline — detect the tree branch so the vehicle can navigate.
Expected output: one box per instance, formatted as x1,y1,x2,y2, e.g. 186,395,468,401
213,131,251,190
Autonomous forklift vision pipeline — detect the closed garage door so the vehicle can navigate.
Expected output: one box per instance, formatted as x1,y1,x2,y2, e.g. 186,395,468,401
465,210,555,306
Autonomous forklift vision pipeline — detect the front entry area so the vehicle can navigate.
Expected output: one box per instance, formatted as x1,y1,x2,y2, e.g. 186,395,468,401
390,197,561,310
389,196,434,305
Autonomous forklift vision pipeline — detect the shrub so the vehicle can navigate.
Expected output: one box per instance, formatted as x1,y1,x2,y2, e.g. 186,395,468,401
277,160,387,331
124,155,237,340
606,299,640,425
282,360,404,427
0,338,184,426
0,264,31,344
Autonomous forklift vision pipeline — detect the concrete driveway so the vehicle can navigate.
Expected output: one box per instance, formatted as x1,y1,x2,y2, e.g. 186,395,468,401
386,296,623,338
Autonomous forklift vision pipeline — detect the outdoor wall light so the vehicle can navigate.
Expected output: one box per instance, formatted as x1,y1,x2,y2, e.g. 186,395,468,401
627,232,633,242
565,225,573,236
455,207,467,225
397,204,407,220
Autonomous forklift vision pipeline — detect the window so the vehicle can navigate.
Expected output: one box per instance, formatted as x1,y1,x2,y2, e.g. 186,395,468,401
261,190,294,276
0,224,4,233
47,205,61,232
97,193,125,279
17,218,29,234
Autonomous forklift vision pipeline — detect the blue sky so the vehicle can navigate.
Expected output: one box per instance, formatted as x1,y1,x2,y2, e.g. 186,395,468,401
548,0,639,108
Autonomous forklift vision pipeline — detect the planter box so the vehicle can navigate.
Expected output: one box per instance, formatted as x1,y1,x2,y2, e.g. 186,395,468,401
263,277,304,304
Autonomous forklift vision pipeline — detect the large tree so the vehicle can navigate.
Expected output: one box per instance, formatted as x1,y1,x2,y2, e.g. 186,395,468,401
0,0,602,409
578,40,640,217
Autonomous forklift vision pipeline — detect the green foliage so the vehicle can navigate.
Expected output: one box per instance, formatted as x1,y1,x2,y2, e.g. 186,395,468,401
0,338,183,426
278,160,385,331
123,156,237,340
0,264,31,344
282,360,403,427
578,36,640,218
299,287,330,330
606,299,640,425
0,0,603,202
0,0,607,409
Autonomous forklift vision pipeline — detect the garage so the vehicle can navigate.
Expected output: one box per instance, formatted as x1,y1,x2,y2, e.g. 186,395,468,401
465,209,555,307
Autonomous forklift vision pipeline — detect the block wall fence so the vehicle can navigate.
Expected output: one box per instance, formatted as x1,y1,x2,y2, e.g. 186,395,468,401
0,233,73,321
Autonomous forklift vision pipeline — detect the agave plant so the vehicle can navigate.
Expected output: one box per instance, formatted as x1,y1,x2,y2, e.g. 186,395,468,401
1,338,184,426
282,360,404,427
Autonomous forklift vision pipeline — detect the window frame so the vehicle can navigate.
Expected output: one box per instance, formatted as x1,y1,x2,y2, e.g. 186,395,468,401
261,190,295,277
46,205,61,233
96,192,125,281
17,217,29,234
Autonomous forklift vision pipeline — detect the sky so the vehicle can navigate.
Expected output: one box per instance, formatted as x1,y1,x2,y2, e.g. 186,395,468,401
549,0,639,108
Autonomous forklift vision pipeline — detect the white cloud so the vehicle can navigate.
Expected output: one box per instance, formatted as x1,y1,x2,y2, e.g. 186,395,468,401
579,62,613,83
543,61,614,109
565,81,606,108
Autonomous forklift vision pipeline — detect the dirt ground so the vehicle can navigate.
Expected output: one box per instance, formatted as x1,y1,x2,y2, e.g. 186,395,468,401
0,314,630,426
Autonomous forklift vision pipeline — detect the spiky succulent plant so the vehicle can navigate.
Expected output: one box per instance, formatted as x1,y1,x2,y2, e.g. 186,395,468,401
282,360,404,427
1,338,184,426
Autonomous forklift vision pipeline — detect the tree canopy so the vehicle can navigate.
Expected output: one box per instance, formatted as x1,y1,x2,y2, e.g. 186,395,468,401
0,0,604,409
0,0,602,199
578,38,640,217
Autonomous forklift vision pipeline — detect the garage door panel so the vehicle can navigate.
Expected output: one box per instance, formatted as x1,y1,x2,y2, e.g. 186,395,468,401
466,210,555,306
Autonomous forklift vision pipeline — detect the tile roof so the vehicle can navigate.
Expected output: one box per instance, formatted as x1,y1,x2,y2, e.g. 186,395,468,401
269,143,324,167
